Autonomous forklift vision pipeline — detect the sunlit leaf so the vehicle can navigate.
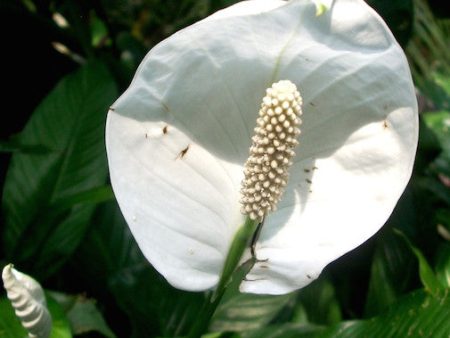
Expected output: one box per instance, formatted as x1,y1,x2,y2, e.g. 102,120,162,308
321,288,450,337
46,295,73,338
0,297,27,338
210,292,291,332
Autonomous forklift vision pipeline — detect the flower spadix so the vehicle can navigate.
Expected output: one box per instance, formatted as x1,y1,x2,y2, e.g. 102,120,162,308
241,80,302,220
106,0,418,295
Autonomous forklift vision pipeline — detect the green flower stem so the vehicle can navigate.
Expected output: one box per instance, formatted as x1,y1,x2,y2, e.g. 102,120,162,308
187,217,259,338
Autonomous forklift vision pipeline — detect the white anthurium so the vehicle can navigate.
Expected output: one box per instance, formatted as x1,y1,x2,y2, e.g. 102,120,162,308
106,0,418,295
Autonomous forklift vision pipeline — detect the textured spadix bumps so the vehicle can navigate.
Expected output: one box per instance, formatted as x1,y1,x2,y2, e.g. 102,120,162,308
106,0,418,294
241,80,302,220
2,264,51,338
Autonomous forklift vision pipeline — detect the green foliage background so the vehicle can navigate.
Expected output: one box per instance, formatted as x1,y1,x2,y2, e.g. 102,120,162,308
0,0,449,337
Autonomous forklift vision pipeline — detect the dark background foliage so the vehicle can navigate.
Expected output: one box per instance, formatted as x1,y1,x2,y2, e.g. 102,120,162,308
1,0,449,337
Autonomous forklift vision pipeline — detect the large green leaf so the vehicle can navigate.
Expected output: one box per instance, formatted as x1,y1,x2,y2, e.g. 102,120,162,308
0,134,51,154
0,297,27,338
72,201,146,281
321,288,450,338
1,61,117,278
241,287,450,338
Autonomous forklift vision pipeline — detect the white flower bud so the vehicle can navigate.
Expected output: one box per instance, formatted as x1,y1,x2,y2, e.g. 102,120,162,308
2,264,52,338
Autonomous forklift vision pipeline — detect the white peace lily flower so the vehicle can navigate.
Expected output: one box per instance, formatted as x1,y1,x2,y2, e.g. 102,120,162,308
106,0,418,295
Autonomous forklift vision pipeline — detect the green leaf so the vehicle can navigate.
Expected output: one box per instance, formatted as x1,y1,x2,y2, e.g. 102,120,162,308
109,263,205,338
419,176,450,205
271,276,341,327
423,110,450,155
419,75,450,112
415,117,442,175
0,135,51,154
425,72,450,111
435,243,450,288
320,288,450,338
422,110,450,193
66,296,116,337
405,0,450,108
0,294,72,338
0,297,27,338
70,202,143,289
47,295,73,338
202,333,242,338
49,185,115,213
1,61,117,279
364,233,413,316
436,208,450,239
48,291,115,337
90,12,110,47
210,292,292,332
433,72,450,98
296,277,342,326
394,229,443,293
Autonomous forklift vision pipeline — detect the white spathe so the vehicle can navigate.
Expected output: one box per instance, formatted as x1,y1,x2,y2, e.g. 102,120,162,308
106,0,418,295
